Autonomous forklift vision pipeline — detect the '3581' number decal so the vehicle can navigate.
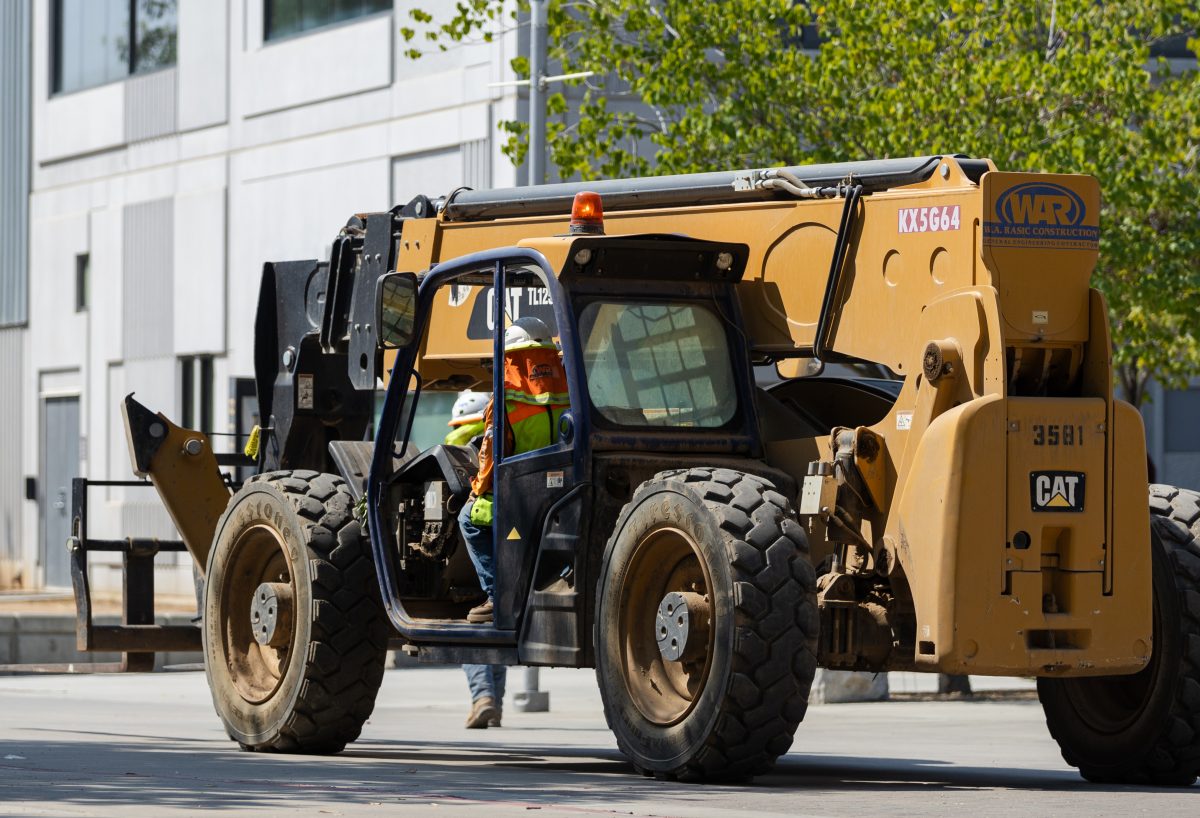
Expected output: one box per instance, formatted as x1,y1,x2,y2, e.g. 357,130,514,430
1033,423,1083,446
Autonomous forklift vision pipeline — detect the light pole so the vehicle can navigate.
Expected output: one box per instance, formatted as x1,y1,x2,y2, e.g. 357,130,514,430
488,0,594,716
488,0,592,187
528,0,547,186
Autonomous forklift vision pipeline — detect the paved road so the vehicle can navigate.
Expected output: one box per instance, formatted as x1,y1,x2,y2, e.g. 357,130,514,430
0,667,1195,816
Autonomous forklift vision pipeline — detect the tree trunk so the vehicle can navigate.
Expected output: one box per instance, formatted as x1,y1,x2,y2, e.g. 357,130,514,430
1116,363,1149,408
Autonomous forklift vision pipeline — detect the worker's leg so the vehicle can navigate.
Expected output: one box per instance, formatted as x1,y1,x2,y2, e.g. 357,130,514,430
493,664,507,702
487,665,507,727
464,663,497,700
463,663,501,729
458,499,495,599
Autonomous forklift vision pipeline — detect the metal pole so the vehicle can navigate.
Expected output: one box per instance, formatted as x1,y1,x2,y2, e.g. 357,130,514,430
513,666,549,712
527,0,548,186
513,0,551,714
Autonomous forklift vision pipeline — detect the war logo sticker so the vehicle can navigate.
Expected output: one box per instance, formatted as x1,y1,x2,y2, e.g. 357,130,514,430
1030,470,1085,513
984,182,1099,251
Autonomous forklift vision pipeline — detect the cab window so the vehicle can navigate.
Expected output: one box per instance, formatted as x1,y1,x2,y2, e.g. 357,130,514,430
578,301,737,428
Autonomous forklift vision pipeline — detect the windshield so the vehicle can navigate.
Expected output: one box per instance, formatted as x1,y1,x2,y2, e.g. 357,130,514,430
579,301,738,428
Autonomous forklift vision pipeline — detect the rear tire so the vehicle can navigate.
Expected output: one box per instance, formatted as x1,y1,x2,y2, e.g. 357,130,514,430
203,470,390,753
594,467,818,782
1037,484,1200,786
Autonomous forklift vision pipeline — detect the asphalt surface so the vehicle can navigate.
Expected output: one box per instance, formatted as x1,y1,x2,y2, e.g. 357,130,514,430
0,667,1195,817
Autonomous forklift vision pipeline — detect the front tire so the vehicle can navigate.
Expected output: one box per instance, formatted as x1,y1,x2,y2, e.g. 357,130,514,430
203,470,390,753
595,467,818,781
1038,484,1200,786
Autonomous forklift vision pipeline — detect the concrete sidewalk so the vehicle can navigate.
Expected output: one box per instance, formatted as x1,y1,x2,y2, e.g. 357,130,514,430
0,590,200,668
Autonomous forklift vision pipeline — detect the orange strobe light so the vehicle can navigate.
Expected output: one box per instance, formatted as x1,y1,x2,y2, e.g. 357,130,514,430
569,191,604,235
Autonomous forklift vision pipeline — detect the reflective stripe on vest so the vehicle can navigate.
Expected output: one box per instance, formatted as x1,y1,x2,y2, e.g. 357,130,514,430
507,400,567,454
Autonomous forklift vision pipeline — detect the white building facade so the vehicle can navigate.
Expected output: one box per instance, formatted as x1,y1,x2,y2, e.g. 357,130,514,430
0,1,1197,596
1,0,527,594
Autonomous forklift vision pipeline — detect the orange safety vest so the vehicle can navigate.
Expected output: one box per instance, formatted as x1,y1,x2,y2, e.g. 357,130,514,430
471,346,570,500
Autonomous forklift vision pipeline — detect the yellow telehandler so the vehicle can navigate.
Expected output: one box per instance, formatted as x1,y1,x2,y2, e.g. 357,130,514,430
70,155,1200,784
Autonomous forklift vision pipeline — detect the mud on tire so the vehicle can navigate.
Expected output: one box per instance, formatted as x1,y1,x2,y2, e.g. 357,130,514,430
594,467,819,782
203,470,390,753
1038,484,1200,786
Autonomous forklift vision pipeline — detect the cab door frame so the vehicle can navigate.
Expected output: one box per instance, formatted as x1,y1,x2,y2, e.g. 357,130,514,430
367,246,586,647
489,258,587,631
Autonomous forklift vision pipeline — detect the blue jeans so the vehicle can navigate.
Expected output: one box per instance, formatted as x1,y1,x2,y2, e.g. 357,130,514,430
459,499,495,599
464,663,507,704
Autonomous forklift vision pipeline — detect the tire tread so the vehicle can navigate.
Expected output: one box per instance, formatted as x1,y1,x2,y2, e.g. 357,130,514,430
1045,484,1200,786
217,470,389,754
599,467,818,782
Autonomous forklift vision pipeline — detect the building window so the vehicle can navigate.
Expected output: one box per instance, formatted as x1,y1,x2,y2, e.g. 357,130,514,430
51,0,177,95
180,355,213,432
1164,388,1200,453
1151,34,1197,60
264,0,391,42
0,0,31,328
75,253,89,312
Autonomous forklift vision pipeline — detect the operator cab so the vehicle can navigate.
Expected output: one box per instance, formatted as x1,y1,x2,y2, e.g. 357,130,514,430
366,198,756,655
373,260,564,624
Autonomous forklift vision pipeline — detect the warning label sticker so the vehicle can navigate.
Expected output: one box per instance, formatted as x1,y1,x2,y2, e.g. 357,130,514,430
297,374,314,410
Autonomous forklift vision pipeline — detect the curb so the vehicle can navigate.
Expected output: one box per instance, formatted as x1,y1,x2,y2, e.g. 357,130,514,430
0,612,203,669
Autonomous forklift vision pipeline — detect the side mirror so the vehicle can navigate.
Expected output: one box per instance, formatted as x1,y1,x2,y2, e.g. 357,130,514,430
376,272,418,349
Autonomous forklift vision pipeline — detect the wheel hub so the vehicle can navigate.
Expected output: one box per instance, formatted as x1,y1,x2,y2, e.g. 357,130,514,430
251,582,293,648
656,591,709,663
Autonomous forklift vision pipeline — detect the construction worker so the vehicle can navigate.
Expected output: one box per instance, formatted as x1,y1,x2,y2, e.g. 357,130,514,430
459,316,569,728
445,390,488,447
443,389,503,728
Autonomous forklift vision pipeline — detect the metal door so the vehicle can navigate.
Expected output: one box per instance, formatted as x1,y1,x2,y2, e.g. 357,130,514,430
41,396,79,587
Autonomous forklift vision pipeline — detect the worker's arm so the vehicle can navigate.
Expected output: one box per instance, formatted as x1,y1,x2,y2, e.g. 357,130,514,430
470,400,496,497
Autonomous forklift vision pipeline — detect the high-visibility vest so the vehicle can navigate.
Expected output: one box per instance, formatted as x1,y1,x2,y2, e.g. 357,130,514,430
469,347,569,525
445,419,485,447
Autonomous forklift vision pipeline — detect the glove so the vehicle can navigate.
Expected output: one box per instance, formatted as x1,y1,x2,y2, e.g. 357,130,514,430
469,493,494,527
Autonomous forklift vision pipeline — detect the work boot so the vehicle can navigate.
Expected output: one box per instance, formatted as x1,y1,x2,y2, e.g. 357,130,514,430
465,697,499,729
488,706,502,728
467,598,493,623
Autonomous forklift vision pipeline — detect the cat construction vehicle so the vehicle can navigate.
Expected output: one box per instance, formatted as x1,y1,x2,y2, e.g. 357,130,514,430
69,155,1200,784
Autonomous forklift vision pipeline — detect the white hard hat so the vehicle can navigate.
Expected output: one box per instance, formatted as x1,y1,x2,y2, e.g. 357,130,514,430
504,316,555,351
449,390,489,426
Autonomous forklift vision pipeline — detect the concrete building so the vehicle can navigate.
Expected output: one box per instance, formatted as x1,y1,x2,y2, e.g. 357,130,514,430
0,0,527,594
0,1,1197,597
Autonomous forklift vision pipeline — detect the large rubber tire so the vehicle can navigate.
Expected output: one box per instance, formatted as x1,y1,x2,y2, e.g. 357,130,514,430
1038,484,1200,786
203,470,390,753
595,467,818,782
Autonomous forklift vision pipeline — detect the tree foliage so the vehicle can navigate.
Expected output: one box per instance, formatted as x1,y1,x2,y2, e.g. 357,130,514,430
403,1,1200,403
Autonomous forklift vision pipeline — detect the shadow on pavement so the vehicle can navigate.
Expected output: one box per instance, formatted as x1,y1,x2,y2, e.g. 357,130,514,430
3,730,1191,813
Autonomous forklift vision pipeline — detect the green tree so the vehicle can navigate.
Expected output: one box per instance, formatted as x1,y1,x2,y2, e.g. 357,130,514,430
403,1,1200,405
798,1,1200,408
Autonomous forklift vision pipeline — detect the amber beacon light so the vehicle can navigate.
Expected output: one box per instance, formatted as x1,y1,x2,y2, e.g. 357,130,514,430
569,191,605,235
